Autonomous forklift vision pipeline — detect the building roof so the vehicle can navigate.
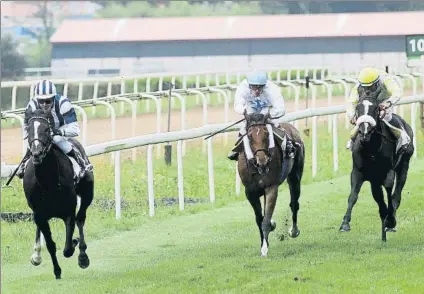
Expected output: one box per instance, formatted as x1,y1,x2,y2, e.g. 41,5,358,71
50,11,424,44
1,1,38,19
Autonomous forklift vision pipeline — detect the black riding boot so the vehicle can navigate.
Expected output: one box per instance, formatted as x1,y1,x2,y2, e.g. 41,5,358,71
67,148,86,178
284,140,295,159
227,132,243,161
386,116,409,156
16,150,31,179
227,151,239,161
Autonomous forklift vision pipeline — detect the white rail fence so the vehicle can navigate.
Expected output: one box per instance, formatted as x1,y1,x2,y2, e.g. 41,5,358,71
2,66,422,115
2,72,422,161
2,94,423,220
1,67,333,113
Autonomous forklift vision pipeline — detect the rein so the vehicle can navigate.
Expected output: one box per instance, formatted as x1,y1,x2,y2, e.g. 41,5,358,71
246,121,273,172
355,98,396,144
27,115,62,191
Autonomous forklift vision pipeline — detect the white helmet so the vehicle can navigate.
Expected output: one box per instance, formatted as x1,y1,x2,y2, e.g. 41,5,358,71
34,80,57,100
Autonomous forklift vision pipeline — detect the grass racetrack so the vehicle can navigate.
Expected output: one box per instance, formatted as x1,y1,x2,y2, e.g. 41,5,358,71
2,114,424,293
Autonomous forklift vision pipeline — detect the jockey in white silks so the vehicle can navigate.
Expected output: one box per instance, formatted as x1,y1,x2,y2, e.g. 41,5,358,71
227,70,291,161
16,79,93,180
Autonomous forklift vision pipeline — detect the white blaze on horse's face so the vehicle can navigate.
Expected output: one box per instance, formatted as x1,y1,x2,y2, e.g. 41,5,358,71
33,121,41,147
361,100,373,135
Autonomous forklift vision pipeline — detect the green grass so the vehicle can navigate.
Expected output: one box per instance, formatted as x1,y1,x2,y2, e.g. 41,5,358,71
1,160,423,293
1,116,424,293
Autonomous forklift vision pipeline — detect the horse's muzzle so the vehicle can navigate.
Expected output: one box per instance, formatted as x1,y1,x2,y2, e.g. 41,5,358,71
254,149,271,168
31,151,46,165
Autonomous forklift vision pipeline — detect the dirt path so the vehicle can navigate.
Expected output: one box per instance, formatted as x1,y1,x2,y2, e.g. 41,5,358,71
1,95,350,162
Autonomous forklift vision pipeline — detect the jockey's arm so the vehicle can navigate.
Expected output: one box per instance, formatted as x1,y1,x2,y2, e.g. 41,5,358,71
268,82,286,118
346,84,359,121
58,99,80,137
234,82,249,115
383,76,402,106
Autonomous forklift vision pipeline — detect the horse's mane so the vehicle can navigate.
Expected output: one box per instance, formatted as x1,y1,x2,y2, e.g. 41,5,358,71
32,108,51,118
358,86,381,103
246,112,267,124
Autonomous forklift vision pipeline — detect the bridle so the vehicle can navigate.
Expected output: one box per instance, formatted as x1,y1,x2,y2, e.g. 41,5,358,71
27,116,53,158
355,98,394,143
246,120,272,174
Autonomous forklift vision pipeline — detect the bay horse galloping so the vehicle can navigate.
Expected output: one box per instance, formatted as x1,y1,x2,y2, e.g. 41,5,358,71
235,112,305,256
339,92,414,241
23,109,94,279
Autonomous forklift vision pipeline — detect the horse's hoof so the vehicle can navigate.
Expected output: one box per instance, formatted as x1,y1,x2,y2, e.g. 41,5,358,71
270,220,276,232
54,268,62,280
385,227,397,233
78,254,90,269
339,224,351,232
289,228,300,238
63,248,75,258
384,217,397,230
260,243,268,257
31,256,42,266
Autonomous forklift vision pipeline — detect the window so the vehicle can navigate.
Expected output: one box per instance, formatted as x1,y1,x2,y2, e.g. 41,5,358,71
87,68,120,76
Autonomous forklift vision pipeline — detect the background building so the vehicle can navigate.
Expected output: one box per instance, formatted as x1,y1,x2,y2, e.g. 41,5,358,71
49,11,424,77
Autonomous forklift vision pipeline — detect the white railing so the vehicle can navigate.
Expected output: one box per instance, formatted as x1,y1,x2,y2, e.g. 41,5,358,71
1,66,338,113
2,94,423,220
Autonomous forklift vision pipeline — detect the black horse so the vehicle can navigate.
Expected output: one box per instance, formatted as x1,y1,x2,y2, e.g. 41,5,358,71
23,109,94,279
339,93,414,241
236,112,305,256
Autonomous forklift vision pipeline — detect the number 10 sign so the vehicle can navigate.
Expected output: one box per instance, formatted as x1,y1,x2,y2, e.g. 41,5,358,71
406,35,424,59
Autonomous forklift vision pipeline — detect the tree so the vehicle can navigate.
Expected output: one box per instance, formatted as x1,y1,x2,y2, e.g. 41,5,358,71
1,35,28,80
18,1,54,67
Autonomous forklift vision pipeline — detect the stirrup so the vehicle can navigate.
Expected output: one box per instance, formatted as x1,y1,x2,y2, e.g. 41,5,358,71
85,163,94,173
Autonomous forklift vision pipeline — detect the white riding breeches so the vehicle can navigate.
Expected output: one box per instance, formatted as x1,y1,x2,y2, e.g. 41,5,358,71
53,135,73,153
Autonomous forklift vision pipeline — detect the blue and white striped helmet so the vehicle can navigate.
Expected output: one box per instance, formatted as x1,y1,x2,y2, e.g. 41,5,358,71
34,80,57,100
247,71,268,86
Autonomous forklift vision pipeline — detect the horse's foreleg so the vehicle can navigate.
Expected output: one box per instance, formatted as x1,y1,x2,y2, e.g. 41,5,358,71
340,170,364,232
383,170,396,232
370,182,389,242
287,173,301,238
261,186,278,257
63,215,78,258
30,226,42,266
246,190,264,252
35,216,61,279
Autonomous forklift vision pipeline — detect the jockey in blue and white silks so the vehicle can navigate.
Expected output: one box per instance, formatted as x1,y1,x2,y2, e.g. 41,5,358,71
227,70,289,161
17,79,93,179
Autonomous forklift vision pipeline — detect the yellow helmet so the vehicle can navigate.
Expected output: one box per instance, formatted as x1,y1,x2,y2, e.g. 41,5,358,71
358,67,380,87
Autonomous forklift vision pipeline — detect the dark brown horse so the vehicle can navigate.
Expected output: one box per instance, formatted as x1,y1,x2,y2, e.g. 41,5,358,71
236,112,305,256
